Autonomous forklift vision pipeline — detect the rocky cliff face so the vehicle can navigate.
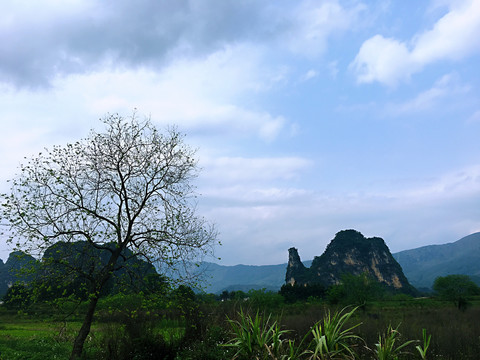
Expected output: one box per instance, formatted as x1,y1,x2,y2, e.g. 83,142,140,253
286,247,308,286
286,230,415,294
0,252,38,298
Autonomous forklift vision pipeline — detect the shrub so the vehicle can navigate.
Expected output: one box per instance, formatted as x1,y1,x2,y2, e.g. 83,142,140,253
303,306,362,360
372,324,414,360
224,308,290,360
433,275,480,310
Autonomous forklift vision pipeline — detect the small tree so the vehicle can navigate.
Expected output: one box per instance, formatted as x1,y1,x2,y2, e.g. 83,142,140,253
433,274,480,310
1,112,217,359
328,272,384,307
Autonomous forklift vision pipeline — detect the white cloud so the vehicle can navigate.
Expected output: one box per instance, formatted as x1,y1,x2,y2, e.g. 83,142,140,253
201,185,311,205
351,0,480,86
0,84,98,187
411,0,480,63
190,106,286,142
0,126,48,185
351,35,415,86
322,165,480,215
401,165,480,201
385,73,470,114
45,44,288,142
327,61,339,79
200,156,312,184
0,40,294,191
467,109,480,123
1,0,365,88
196,153,317,264
301,69,319,82
287,0,366,57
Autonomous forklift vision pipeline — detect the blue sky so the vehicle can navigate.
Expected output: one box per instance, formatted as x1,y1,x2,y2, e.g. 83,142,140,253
1,0,480,265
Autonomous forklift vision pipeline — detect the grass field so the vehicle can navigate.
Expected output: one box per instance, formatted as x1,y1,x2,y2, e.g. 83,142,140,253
0,315,75,359
0,314,186,359
1,298,480,359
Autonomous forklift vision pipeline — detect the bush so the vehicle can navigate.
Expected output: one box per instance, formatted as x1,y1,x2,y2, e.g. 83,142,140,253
327,273,385,307
2,284,33,310
247,289,284,309
175,325,232,360
280,283,326,303
433,274,480,310
224,309,290,360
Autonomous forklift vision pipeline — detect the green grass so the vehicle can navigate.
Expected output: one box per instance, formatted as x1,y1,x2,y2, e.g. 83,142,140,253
0,313,127,360
0,311,188,359
2,298,480,359
0,317,74,359
155,318,185,342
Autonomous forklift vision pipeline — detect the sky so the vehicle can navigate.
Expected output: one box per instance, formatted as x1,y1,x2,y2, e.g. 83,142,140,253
1,0,480,266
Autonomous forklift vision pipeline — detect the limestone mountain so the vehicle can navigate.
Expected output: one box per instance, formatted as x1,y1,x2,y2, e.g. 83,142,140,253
286,230,416,295
0,251,38,298
0,242,163,300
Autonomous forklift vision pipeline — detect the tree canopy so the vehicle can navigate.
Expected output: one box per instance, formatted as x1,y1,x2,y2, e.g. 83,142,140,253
433,274,480,310
1,112,217,359
327,272,385,306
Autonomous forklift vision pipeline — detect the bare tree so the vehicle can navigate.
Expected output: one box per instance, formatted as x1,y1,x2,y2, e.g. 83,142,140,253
1,112,217,359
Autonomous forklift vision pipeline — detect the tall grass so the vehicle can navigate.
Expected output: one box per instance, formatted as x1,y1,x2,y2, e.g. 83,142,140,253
222,303,480,360
303,307,361,360
352,305,480,359
372,324,414,360
224,308,290,359
224,307,363,360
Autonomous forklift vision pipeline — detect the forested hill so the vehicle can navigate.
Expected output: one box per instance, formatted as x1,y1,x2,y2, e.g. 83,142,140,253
0,241,162,299
195,261,308,294
0,252,37,298
393,232,480,289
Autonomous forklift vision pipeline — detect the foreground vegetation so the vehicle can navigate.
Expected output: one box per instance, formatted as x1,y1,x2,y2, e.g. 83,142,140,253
1,288,480,360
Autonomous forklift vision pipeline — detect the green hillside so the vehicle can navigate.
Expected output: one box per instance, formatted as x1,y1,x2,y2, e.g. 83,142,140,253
194,261,312,293
199,262,287,293
393,232,480,289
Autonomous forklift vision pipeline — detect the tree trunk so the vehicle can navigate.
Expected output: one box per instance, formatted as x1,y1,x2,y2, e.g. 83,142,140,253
69,293,100,360
69,249,122,359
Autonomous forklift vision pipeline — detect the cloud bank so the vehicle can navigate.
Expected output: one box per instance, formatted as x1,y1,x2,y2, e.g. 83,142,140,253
351,0,480,86
1,0,364,89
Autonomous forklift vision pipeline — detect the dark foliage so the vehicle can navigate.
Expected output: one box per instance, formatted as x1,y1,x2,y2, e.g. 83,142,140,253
279,283,326,303
433,274,480,310
2,241,168,311
327,272,385,307
219,290,247,301
2,283,33,309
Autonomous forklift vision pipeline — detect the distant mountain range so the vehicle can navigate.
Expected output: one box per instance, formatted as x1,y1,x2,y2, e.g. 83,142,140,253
393,232,480,289
195,262,302,294
197,232,480,293
3,232,479,296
